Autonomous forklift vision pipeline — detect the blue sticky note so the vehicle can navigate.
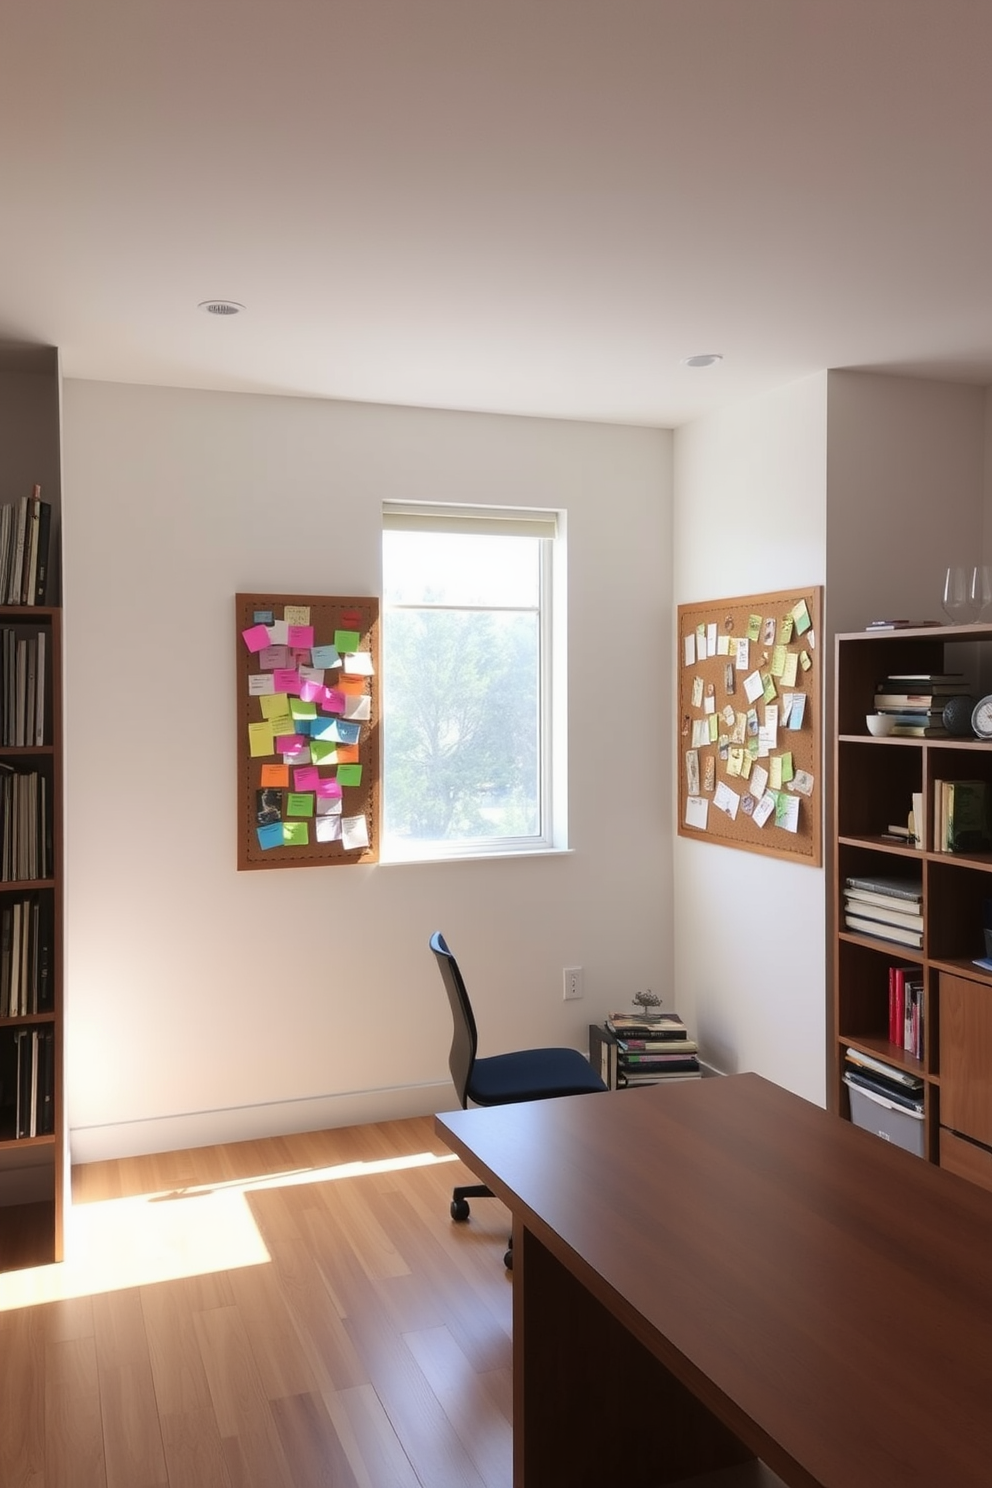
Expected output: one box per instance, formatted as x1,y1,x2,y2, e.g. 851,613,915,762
310,716,337,740
336,719,361,745
256,822,283,850
311,644,341,669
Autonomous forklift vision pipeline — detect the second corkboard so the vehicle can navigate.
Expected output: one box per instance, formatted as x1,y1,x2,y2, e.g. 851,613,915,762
677,586,822,866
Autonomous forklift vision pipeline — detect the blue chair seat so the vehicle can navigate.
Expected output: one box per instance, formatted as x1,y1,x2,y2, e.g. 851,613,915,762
468,1046,608,1106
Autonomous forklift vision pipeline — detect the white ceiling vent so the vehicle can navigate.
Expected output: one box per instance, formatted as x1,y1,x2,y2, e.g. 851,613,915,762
198,300,245,316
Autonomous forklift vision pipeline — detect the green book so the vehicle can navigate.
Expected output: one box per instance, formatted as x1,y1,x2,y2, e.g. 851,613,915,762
947,780,991,854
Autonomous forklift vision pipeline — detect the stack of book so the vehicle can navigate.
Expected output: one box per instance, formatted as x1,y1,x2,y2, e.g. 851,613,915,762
0,892,54,1017
932,778,991,854
597,1011,701,1087
871,672,966,737
843,873,923,949
0,626,47,747
888,964,924,1059
843,1047,924,1114
0,486,53,608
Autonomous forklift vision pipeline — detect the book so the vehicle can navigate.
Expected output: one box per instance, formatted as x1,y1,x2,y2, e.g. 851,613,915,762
617,1037,698,1053
947,781,990,853
606,1013,687,1040
844,875,923,902
873,691,961,706
844,914,922,949
845,1046,923,1091
843,896,923,932
890,724,948,738
620,1053,699,1068
885,673,967,683
33,498,52,605
22,487,40,606
864,620,941,630
843,1066,924,1113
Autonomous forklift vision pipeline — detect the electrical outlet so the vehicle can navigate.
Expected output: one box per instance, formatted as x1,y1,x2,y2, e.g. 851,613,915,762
563,965,584,1000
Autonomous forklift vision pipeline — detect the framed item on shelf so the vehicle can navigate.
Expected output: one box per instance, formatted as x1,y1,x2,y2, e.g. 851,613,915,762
677,586,822,866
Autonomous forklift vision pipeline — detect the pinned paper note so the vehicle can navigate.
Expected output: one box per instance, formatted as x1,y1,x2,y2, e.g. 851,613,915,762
316,796,343,816
777,615,794,645
791,599,811,636
692,719,710,748
744,670,764,704
293,766,319,792
290,698,317,722
713,781,740,820
311,644,341,669
248,721,274,757
791,769,814,797
268,620,290,646
283,821,309,846
259,644,291,670
771,645,787,678
769,756,783,791
685,795,709,830
334,629,360,654
706,622,717,655
260,764,289,788
762,617,776,646
787,693,807,728
799,650,812,672
316,815,343,843
283,605,310,627
747,614,762,642
248,672,275,696
316,777,343,799
727,747,744,778
692,676,704,708
696,623,707,660
344,650,375,676
716,634,731,656
775,793,800,832
684,633,696,666
242,623,271,653
336,763,363,788
781,652,798,687
342,694,371,722
686,750,700,794
287,624,314,650
750,764,769,800
256,822,283,850
761,673,777,705
752,791,776,828
287,792,314,817
273,668,302,696
736,638,750,671
310,740,337,766
341,814,370,850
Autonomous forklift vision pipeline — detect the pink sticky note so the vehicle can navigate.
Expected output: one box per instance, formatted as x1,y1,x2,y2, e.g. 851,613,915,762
276,734,306,755
322,688,345,714
242,623,271,653
288,625,315,649
316,777,343,799
272,668,302,696
259,644,291,670
299,679,322,702
294,766,320,791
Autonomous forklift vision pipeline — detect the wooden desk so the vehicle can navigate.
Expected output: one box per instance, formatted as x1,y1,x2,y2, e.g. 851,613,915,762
436,1072,992,1488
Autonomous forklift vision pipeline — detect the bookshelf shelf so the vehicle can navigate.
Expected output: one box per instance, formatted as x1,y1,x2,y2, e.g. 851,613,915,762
0,351,63,1272
833,623,992,1192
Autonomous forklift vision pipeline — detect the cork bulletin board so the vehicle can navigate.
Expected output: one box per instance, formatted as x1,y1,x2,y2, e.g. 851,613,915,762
677,586,822,866
236,592,379,869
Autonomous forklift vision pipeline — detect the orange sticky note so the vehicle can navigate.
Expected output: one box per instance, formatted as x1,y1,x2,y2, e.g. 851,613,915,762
335,744,360,764
337,677,366,696
260,763,289,788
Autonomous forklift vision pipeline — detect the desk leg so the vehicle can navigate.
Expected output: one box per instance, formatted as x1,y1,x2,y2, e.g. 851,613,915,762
513,1219,755,1488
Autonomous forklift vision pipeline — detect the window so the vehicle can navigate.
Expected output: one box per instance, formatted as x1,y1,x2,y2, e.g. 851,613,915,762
381,502,564,861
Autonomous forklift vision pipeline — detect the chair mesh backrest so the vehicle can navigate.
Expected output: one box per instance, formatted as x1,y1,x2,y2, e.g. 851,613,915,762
429,931,478,1108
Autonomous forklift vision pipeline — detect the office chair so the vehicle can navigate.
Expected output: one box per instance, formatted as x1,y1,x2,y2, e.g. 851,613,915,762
430,930,607,1267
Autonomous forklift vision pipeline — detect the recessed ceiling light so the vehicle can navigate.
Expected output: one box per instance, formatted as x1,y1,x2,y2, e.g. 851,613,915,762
681,353,723,368
198,300,245,316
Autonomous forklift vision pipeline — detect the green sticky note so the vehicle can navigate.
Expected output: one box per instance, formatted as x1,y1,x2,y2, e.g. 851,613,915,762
290,698,317,721
791,599,811,635
761,672,777,704
770,645,787,677
336,763,363,787
310,739,337,765
335,629,360,653
286,792,315,817
707,714,719,744
283,821,310,846
747,614,762,642
780,751,794,783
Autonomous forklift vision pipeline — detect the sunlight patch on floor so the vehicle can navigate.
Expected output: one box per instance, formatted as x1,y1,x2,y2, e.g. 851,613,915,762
0,1149,457,1312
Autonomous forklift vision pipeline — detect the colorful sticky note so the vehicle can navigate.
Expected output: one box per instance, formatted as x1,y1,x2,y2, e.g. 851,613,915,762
316,796,343,816
311,644,341,669
294,766,319,791
272,668,302,696
343,650,374,676
260,764,289,788
342,694,371,722
334,629,360,654
259,644,291,670
310,740,337,765
316,815,343,842
283,605,310,626
283,821,309,846
248,672,275,696
791,599,811,635
275,733,307,755
335,719,361,745
322,688,346,714
316,777,343,799
242,623,271,653
256,822,283,849
248,721,274,758
336,763,363,787
747,614,762,642
335,744,360,764
770,645,787,677
290,698,317,721
288,624,315,650
286,792,315,817
260,692,290,721
298,679,324,703
268,620,290,646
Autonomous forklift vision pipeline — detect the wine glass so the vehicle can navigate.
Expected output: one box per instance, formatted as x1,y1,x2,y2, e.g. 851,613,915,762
943,565,979,623
970,564,992,622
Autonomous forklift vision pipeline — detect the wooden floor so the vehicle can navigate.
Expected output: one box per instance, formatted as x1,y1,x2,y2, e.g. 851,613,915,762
0,1116,514,1488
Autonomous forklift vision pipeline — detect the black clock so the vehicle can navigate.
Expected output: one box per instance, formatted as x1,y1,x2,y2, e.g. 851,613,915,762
943,694,977,737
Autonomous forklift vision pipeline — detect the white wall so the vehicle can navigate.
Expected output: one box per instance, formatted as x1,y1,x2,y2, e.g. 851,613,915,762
672,373,829,1102
60,382,673,1160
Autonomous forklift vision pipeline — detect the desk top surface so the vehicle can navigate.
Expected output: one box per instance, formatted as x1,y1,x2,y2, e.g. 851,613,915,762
437,1073,992,1488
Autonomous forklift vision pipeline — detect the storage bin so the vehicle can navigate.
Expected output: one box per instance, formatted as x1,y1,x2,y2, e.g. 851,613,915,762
844,1076,925,1158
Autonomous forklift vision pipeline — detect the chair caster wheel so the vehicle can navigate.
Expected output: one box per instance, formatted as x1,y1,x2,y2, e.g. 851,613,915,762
503,1248,513,1270
451,1198,471,1222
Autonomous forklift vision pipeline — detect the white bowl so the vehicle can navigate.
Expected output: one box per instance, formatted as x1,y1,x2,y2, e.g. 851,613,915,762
866,713,895,737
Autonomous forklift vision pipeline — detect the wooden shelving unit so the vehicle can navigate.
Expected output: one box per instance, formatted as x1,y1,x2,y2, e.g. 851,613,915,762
0,347,63,1271
833,622,992,1189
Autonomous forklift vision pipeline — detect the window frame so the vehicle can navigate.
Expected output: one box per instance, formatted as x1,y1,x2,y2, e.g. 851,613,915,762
380,501,566,864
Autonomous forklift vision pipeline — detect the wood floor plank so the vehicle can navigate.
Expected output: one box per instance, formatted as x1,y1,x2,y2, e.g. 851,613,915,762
159,1407,235,1488
321,1383,422,1488
192,1303,294,1488
0,1307,46,1487
45,1335,107,1488
92,1287,169,1488
227,1257,321,1402
270,1390,362,1488
264,1236,369,1394
404,1324,512,1488
140,1278,219,1418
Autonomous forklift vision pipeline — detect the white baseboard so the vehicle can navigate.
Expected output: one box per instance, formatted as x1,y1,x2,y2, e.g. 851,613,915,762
69,1080,457,1165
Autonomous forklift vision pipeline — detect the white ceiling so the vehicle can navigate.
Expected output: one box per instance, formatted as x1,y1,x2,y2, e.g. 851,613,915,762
3,0,992,428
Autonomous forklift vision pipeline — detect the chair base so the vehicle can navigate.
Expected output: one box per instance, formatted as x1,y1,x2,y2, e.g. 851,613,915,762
450,1182,493,1222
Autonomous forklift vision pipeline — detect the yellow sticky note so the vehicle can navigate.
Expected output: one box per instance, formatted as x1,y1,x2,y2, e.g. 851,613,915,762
727,747,744,778
769,755,783,790
747,614,762,642
284,605,311,626
248,721,274,758
739,751,753,780
260,692,290,721
782,652,799,687
799,650,812,672
771,645,787,677
268,713,294,739
708,713,719,743
777,615,795,644
780,751,794,783
762,673,777,704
